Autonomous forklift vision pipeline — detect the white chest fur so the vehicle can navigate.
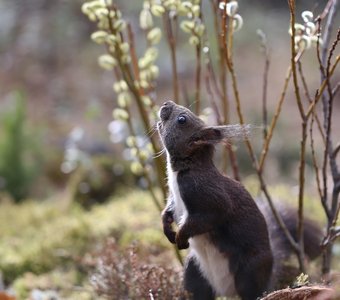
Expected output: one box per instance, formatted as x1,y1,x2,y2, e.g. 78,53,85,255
167,155,188,226
166,154,236,297
190,235,236,297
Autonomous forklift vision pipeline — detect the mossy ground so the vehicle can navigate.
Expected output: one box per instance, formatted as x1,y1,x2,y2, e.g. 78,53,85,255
0,184,339,299
0,189,174,299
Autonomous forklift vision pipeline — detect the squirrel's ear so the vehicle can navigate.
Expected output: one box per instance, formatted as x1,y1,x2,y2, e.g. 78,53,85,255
190,127,223,146
190,124,251,146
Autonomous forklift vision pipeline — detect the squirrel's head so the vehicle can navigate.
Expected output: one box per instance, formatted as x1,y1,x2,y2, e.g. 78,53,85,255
157,101,251,161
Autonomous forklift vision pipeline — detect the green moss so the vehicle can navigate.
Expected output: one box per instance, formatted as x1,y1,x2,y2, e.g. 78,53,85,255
0,189,162,283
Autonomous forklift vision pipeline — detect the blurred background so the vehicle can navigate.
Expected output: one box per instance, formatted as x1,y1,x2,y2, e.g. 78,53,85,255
0,0,339,299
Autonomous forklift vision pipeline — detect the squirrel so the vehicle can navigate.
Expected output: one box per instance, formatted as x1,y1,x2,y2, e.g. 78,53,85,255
157,101,322,300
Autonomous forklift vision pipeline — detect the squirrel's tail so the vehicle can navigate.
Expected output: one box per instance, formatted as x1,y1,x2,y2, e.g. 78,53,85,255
258,201,323,289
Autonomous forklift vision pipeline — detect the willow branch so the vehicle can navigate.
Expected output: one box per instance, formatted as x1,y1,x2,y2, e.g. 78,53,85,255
195,43,202,114
309,102,327,216
259,67,291,172
257,30,270,140
306,55,339,118
288,0,306,272
163,12,179,104
106,13,167,200
298,61,325,143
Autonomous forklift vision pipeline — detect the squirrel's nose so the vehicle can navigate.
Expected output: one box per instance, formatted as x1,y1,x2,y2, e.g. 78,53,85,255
159,101,174,121
162,101,175,107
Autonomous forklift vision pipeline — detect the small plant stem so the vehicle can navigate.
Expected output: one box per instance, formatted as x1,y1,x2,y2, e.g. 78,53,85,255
288,0,307,273
127,24,141,83
306,56,339,118
164,13,179,103
195,43,202,115
259,66,292,172
259,31,270,140
298,61,325,143
309,97,326,214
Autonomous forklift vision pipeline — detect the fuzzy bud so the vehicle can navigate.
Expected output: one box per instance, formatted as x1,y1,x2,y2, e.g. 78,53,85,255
113,108,129,121
120,42,130,53
140,9,153,30
305,22,316,36
180,20,195,33
226,1,238,17
95,8,109,19
189,35,200,46
289,23,305,36
232,14,243,32
195,23,205,37
149,65,159,79
91,31,108,44
126,136,136,148
130,148,138,157
113,82,121,93
121,55,131,64
219,2,226,10
98,54,117,70
182,1,193,10
141,96,152,106
138,150,149,162
113,19,126,31
139,80,149,89
147,27,162,45
130,161,144,175
301,11,313,23
106,34,117,45
145,47,159,62
151,5,165,16
192,5,201,18
117,92,131,108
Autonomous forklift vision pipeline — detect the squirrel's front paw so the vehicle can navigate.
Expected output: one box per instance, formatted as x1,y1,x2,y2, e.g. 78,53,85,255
164,228,176,244
175,233,189,250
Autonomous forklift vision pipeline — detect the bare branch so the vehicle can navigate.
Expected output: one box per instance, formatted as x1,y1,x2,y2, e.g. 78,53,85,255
163,12,179,104
257,29,270,141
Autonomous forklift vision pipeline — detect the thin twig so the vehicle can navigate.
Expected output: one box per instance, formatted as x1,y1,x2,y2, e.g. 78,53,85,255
288,0,306,272
332,81,340,97
257,30,270,141
163,12,179,103
306,56,339,118
298,61,325,143
333,143,340,159
309,91,328,217
195,43,202,114
259,67,291,172
319,0,336,20
219,0,230,125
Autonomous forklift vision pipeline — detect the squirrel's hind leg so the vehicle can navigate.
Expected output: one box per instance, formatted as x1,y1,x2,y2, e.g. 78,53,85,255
234,252,273,300
183,256,214,300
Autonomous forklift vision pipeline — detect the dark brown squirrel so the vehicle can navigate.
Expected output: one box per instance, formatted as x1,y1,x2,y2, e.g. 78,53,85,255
157,101,322,300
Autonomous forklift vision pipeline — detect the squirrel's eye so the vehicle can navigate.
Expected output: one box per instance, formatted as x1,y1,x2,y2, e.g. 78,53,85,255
177,115,187,124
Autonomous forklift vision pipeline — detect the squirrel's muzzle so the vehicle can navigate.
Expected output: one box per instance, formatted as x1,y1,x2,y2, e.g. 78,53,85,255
159,101,174,121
